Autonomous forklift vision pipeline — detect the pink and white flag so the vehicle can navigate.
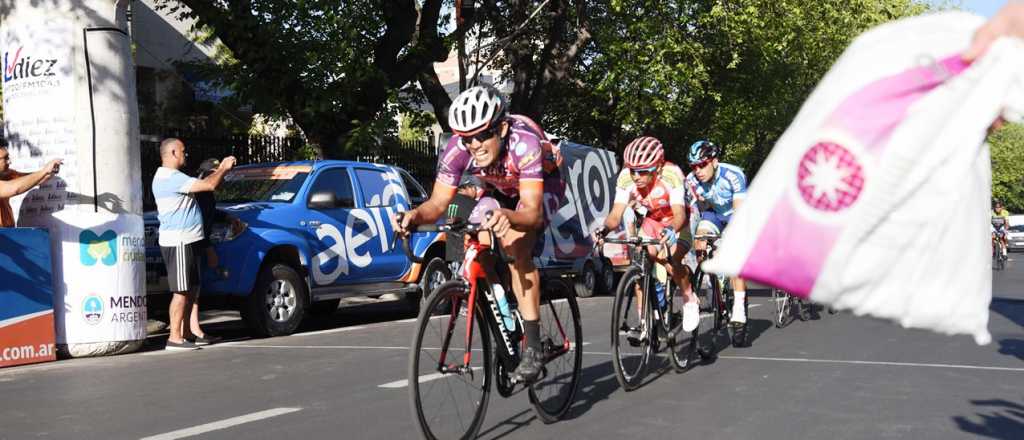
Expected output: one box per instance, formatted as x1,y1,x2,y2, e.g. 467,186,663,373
703,12,1024,345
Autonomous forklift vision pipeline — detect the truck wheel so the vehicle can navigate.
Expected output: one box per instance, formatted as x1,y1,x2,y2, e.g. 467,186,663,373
243,263,308,337
597,260,616,296
574,261,597,298
409,257,451,314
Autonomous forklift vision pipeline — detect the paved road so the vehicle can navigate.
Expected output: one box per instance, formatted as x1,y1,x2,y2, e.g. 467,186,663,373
2,261,1023,440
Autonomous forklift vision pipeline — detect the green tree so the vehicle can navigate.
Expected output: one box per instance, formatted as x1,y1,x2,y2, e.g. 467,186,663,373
157,0,477,158
989,123,1024,213
471,0,593,119
541,0,930,174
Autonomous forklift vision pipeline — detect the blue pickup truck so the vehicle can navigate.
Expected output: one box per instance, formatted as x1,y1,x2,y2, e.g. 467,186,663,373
145,160,444,336
146,142,622,337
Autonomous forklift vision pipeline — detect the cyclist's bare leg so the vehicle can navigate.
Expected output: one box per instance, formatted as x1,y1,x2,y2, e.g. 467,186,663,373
732,277,746,293
494,228,540,320
647,244,696,304
476,231,539,318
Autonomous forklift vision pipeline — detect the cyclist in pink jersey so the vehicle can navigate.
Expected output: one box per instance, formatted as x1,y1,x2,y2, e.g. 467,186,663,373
393,85,563,383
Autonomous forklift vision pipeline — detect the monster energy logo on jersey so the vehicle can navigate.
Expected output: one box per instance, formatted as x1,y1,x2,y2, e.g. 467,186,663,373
447,203,459,218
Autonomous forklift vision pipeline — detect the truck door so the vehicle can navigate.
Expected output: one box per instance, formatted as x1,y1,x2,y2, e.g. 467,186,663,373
303,167,358,288
350,167,409,281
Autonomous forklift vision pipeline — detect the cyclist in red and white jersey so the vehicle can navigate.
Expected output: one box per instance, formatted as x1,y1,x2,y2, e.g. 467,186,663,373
596,136,700,333
393,85,563,383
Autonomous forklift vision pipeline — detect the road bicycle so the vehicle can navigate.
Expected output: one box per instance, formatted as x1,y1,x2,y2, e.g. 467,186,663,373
993,218,1010,271
600,231,697,391
400,216,582,440
993,235,1008,271
691,233,747,353
770,288,810,328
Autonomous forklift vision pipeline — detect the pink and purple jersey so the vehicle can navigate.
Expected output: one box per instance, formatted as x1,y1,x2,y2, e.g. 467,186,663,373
437,116,551,199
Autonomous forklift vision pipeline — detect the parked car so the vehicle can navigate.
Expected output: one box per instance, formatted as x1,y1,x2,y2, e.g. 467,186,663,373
145,160,446,336
1007,214,1024,252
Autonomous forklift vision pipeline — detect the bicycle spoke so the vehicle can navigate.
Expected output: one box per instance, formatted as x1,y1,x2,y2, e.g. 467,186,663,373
410,283,491,440
530,283,582,423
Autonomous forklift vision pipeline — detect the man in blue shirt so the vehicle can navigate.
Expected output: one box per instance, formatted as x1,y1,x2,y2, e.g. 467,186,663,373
152,138,235,350
686,140,749,326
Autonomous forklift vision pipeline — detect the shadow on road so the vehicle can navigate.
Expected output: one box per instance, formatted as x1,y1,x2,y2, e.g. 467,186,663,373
953,399,1024,440
142,297,418,351
989,298,1024,363
477,359,623,439
477,408,536,440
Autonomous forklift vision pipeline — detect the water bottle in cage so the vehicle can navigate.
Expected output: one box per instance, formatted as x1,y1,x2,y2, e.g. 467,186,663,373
493,283,516,331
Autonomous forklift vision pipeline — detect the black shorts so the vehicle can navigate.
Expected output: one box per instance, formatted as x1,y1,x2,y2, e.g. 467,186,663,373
161,242,202,293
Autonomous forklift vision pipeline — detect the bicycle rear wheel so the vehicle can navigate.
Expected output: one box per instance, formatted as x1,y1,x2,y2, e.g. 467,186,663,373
409,281,492,440
693,269,720,360
666,278,697,372
529,279,582,423
771,288,793,328
611,267,652,391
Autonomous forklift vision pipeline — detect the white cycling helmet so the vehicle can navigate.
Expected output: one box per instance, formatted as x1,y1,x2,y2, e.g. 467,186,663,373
448,85,507,136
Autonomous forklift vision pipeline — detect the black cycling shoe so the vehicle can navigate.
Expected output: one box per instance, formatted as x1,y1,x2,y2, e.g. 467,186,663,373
512,346,546,383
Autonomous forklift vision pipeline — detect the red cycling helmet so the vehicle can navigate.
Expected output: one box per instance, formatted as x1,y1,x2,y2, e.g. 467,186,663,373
623,136,665,169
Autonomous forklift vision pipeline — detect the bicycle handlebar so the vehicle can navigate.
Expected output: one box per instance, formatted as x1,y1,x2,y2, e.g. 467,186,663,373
601,237,663,246
394,212,514,265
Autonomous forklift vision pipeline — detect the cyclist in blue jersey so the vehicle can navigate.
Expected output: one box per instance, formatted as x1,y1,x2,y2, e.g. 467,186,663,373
685,140,749,326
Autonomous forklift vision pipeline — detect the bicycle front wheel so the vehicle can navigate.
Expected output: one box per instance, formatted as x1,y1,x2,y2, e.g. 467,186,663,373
529,279,582,423
611,267,652,391
666,277,697,372
693,269,721,359
409,281,492,440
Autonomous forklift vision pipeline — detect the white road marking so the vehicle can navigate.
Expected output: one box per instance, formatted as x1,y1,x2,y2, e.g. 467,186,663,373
222,344,409,350
713,355,1024,372
378,367,483,389
139,407,302,440
296,325,367,337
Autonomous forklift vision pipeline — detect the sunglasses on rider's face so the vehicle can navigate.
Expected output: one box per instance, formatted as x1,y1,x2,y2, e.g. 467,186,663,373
630,166,658,176
461,128,496,147
690,159,712,171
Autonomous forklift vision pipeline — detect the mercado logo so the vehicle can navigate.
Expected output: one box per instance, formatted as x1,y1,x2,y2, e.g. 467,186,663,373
80,229,118,266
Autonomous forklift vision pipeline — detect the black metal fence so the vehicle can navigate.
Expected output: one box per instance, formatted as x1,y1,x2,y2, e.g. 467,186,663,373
347,137,439,185
140,133,438,211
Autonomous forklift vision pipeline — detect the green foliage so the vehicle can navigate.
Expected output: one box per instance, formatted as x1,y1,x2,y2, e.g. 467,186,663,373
542,0,931,175
291,143,322,161
157,0,463,158
399,111,436,143
989,123,1024,213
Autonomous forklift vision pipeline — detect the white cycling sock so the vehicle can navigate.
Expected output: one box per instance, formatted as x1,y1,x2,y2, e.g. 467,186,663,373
733,290,746,305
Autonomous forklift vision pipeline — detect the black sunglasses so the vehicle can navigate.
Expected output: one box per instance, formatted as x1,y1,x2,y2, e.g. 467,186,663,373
461,128,497,146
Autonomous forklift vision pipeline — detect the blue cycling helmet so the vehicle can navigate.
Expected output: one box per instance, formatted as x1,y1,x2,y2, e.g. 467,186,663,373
688,140,719,164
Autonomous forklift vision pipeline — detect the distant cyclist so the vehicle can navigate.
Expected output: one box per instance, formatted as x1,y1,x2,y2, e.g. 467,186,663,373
992,199,1011,259
686,140,749,326
597,136,700,333
392,85,563,383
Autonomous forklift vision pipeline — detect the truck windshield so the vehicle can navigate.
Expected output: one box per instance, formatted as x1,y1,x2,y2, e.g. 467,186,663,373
216,165,311,203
